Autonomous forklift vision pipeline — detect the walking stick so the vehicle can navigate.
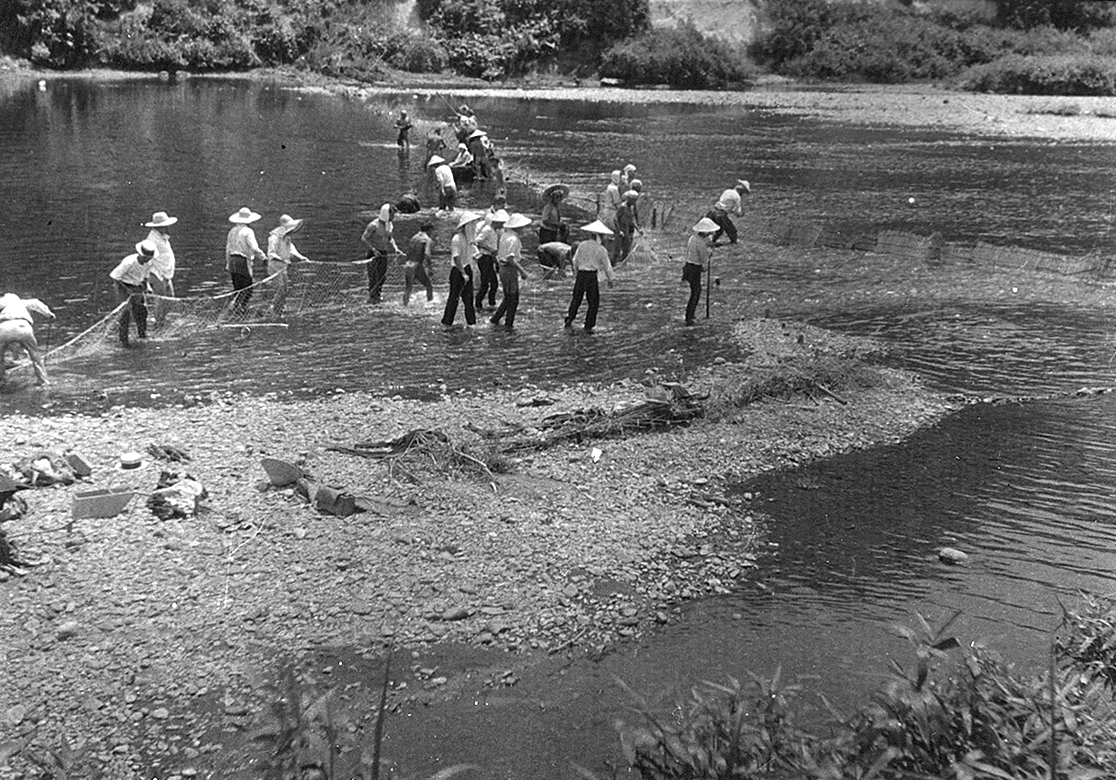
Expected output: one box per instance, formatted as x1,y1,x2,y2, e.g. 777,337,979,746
705,250,712,319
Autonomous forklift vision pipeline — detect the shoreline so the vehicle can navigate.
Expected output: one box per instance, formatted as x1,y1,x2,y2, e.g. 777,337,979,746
0,65,1102,777
0,317,959,776
4,59,1116,142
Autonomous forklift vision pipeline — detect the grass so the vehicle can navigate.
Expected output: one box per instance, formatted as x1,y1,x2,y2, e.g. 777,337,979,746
591,598,1116,779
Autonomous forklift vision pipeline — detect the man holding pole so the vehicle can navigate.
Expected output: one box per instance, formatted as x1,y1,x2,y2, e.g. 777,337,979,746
682,217,717,326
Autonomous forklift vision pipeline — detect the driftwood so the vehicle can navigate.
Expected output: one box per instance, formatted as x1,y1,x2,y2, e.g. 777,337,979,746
327,429,496,482
498,383,704,453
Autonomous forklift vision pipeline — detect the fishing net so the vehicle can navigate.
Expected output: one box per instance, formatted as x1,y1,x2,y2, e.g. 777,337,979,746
8,196,1113,378
9,260,414,374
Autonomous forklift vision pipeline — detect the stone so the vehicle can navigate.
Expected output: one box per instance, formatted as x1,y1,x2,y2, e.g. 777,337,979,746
938,547,969,565
56,620,80,640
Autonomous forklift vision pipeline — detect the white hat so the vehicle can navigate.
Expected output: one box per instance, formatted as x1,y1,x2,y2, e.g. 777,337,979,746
276,214,304,235
736,180,751,193
623,164,636,173
693,217,719,233
144,211,178,228
489,209,510,223
504,213,532,230
469,129,487,139
623,190,639,201
456,211,483,230
136,240,157,257
427,155,445,166
581,220,614,236
229,207,261,224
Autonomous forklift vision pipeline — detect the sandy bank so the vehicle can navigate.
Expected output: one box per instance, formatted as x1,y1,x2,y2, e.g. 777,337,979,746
0,317,955,776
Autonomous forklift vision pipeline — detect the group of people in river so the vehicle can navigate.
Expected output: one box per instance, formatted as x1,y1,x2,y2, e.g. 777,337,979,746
0,101,755,386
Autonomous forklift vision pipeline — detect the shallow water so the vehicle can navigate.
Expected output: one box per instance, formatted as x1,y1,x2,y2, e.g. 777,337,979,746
5,77,1116,778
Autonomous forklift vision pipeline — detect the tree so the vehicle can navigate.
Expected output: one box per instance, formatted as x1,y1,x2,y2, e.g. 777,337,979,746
994,0,1116,31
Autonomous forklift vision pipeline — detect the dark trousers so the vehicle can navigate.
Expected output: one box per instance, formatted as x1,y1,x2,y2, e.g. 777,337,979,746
403,263,433,306
230,272,253,319
474,254,499,309
490,267,521,327
706,208,737,244
439,186,457,211
114,281,148,344
565,270,600,331
442,266,475,326
366,252,388,302
683,262,703,323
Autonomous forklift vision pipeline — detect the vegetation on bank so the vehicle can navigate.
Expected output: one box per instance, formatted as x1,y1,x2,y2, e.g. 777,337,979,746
756,0,1116,95
3,0,1116,93
605,595,1116,779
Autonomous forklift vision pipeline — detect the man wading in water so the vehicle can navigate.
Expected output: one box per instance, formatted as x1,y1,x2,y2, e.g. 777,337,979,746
564,220,615,333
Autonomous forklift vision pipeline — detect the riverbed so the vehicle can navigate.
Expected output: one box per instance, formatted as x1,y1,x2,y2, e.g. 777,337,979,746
2,73,1116,779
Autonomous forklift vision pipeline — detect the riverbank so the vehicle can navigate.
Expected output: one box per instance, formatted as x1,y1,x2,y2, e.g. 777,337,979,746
0,67,1111,778
0,316,956,778
5,59,1116,142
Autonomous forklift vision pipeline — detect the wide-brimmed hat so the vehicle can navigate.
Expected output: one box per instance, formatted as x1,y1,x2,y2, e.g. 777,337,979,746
630,179,643,190
427,155,445,166
276,214,304,235
736,179,752,193
543,183,569,200
489,209,510,224
504,213,532,230
229,207,261,224
456,211,483,230
136,240,157,257
623,189,639,201
693,217,719,233
581,220,614,236
144,211,178,228
469,129,487,139
623,164,637,173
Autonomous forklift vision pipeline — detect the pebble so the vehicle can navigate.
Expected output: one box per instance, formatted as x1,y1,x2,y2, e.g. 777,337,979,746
938,547,970,565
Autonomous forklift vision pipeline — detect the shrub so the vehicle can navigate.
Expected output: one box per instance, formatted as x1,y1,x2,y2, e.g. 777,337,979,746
959,53,1116,95
599,22,755,90
615,605,1116,779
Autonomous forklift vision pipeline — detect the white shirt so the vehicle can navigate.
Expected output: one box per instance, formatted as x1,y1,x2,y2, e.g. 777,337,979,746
0,294,53,322
714,188,743,215
571,239,613,282
435,164,455,191
225,225,266,271
145,229,176,280
451,232,475,272
110,254,151,286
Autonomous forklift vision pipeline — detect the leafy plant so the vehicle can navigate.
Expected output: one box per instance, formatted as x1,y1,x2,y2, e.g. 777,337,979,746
256,648,478,780
599,22,755,89
615,605,1116,779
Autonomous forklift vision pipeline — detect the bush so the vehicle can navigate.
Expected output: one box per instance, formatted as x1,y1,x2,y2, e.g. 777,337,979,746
599,22,755,90
615,604,1116,779
959,53,1116,95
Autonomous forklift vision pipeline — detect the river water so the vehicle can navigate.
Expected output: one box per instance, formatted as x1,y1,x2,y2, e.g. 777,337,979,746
3,76,1116,778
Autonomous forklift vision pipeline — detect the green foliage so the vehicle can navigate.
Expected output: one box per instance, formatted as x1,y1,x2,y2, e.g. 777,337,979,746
1056,593,1116,692
994,0,1116,31
617,605,1116,780
959,53,1116,95
615,669,827,779
753,0,1116,89
599,22,755,90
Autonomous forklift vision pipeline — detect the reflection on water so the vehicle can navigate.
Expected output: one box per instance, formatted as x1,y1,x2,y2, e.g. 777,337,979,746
6,77,1116,777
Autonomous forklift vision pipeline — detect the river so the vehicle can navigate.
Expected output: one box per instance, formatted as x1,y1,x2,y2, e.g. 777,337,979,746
3,75,1116,779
